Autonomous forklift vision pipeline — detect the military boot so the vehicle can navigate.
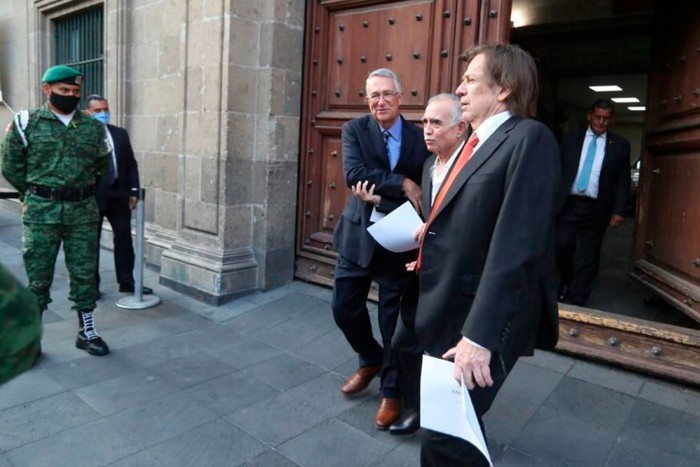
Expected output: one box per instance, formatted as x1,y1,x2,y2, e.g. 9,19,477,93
75,310,110,356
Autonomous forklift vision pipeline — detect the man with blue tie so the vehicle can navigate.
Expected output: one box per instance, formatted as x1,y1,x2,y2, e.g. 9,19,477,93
556,98,631,306
332,68,429,430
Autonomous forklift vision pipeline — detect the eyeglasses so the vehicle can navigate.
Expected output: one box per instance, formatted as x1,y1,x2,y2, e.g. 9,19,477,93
366,91,400,103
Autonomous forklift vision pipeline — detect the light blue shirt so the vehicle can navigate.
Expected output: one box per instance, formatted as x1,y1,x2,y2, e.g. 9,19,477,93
383,118,403,171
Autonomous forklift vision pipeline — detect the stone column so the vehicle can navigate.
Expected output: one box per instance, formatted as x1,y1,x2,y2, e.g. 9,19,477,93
159,0,304,303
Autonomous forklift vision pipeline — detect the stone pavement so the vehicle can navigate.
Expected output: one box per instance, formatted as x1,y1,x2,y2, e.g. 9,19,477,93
1,205,700,467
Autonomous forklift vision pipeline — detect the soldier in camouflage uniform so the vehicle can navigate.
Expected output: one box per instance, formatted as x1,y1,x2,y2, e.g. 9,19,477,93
0,65,110,356
0,262,41,385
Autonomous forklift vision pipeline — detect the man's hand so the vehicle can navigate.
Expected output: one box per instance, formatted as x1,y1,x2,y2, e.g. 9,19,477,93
609,214,624,228
351,181,381,206
443,338,493,390
402,178,423,214
405,260,417,272
128,196,138,211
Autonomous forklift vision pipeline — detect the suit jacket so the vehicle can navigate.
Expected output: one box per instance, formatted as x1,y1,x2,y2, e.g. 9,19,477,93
333,114,430,269
557,128,631,222
96,124,140,211
415,117,560,360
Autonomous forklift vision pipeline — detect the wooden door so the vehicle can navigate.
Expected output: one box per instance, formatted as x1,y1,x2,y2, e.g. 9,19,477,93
296,0,512,286
633,2,700,322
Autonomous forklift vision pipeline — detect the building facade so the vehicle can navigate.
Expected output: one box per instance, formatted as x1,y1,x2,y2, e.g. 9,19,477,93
0,0,305,304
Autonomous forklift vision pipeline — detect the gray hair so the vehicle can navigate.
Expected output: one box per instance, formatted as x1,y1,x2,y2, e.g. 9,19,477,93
427,93,463,125
367,68,402,92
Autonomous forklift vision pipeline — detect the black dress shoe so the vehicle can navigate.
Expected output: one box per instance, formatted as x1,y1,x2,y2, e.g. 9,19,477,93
389,408,420,435
119,283,153,294
75,331,110,356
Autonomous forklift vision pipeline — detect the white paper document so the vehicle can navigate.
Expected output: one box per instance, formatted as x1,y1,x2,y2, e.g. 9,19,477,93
366,201,422,252
420,355,493,467
369,206,386,223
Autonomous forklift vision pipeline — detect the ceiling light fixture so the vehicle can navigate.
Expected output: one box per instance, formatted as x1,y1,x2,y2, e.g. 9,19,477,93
589,85,622,92
611,97,640,103
628,106,646,111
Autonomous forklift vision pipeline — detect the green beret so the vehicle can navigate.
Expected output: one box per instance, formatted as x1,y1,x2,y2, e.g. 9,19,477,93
42,65,83,85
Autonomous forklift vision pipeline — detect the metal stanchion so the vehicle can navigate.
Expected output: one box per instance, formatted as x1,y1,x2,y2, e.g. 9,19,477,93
117,188,161,309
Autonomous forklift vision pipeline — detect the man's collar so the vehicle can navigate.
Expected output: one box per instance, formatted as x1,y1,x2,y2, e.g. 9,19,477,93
381,116,403,139
473,111,512,142
586,127,607,138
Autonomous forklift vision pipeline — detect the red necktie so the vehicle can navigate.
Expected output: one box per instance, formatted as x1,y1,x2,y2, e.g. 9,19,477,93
416,134,479,270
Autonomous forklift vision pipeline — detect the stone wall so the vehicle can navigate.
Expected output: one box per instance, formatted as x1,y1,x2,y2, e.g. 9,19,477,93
0,0,305,303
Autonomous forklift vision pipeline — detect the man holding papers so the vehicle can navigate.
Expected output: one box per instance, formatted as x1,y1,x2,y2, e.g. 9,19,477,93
331,68,429,431
414,44,560,466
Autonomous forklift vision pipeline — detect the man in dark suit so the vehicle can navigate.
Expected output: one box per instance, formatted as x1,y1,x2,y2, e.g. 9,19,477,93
332,68,429,430
556,98,631,306
357,93,469,435
85,96,153,295
414,44,560,466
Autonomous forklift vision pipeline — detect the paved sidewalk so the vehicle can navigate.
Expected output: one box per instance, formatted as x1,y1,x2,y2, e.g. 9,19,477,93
1,205,700,467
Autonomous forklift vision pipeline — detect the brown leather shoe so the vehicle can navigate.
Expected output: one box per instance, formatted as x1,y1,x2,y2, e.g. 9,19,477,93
375,398,401,430
340,365,381,395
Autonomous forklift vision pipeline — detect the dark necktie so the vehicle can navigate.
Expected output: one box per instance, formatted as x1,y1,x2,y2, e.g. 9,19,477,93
106,152,117,185
383,129,397,170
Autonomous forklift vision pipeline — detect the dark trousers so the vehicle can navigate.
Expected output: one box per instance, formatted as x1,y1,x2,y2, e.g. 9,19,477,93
421,352,517,467
555,195,608,305
392,274,423,409
332,248,409,399
96,192,134,287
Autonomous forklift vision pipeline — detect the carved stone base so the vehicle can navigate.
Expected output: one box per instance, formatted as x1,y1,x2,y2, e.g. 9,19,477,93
160,241,258,305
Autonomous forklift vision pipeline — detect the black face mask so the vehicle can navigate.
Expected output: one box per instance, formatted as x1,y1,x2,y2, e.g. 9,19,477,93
49,92,80,114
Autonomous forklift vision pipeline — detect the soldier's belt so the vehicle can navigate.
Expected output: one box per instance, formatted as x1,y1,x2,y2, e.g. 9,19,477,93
28,184,96,202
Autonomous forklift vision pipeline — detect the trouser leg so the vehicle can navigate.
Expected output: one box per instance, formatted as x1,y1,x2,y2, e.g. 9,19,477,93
421,353,516,467
568,221,607,305
392,276,422,409
63,222,99,311
332,275,383,367
22,223,62,312
106,200,135,286
95,214,104,288
375,279,404,398
555,217,577,292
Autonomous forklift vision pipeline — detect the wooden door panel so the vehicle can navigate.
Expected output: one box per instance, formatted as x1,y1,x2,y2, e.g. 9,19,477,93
634,2,700,320
297,0,512,285
327,1,435,109
643,153,700,279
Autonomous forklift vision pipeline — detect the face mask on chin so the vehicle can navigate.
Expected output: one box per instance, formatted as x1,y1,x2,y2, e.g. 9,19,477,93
92,111,110,125
49,92,80,114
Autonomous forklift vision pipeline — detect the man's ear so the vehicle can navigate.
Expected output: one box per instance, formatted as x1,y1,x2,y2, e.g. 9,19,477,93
457,120,468,135
497,87,511,103
41,83,51,99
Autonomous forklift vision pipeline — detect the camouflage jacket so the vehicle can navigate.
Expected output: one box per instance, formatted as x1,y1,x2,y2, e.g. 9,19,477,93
0,103,109,224
0,262,41,386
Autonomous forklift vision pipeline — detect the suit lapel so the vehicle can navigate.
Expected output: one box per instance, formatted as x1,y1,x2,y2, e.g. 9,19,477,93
600,133,617,175
431,117,517,221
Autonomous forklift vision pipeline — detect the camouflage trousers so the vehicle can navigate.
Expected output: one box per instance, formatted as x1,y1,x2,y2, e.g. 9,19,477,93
22,222,99,312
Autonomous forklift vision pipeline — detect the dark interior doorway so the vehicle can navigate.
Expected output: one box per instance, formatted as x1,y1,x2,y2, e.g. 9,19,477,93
509,4,700,331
